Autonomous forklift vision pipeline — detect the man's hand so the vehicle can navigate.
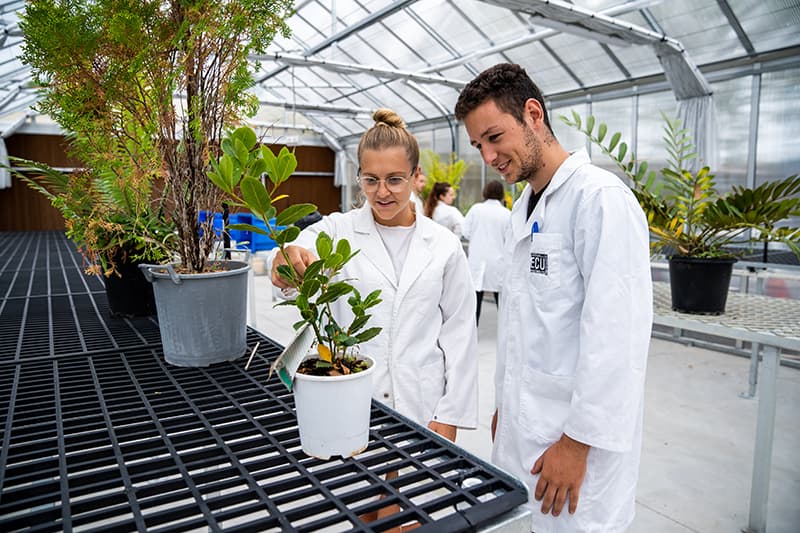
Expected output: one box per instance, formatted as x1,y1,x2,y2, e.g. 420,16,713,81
271,245,318,288
531,434,590,517
427,421,457,442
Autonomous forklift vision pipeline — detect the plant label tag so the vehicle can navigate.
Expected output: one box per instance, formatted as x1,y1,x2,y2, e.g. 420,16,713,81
270,324,314,391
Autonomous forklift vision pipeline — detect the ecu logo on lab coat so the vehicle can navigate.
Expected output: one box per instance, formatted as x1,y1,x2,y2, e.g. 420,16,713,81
530,252,548,274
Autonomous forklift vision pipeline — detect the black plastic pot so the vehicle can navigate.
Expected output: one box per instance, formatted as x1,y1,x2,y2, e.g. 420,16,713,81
104,256,157,318
668,255,736,315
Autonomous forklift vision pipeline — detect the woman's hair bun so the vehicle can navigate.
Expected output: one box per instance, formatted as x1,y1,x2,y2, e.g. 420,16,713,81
373,108,405,129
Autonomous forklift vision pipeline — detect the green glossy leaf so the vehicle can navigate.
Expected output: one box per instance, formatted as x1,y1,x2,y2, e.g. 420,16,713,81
335,239,351,259
324,252,343,269
275,225,300,245
240,177,271,216
234,125,257,150
276,264,298,285
316,232,333,259
276,203,318,226
355,327,381,343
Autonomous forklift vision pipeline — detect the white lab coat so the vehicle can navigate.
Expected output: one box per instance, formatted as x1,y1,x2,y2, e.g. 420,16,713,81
411,192,423,214
432,201,465,237
462,199,511,292
492,150,653,532
289,205,478,429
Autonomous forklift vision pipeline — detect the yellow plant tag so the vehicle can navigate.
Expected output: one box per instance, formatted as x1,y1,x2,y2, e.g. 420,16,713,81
317,344,332,362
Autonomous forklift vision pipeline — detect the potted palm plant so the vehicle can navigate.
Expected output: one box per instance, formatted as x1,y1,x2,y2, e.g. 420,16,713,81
210,125,383,459
562,111,800,314
20,0,294,364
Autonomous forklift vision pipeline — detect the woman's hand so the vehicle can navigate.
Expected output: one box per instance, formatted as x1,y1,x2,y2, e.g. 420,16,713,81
427,421,457,442
271,245,318,288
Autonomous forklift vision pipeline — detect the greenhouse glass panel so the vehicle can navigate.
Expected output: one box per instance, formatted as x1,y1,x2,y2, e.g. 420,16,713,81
588,98,634,176
505,44,576,95
405,2,496,67
711,76,751,193
542,32,623,88
648,0,745,65
551,103,591,154
756,69,800,186
455,125,487,212
735,0,800,53
282,13,323,48
636,90,679,179
450,0,530,45
299,1,336,38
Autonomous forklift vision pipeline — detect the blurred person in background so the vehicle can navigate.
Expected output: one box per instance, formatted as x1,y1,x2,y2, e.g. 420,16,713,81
410,169,427,213
462,179,511,325
424,181,465,237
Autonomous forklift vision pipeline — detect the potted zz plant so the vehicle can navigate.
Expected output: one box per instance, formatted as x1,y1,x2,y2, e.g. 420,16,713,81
562,111,800,314
210,126,383,459
20,0,294,365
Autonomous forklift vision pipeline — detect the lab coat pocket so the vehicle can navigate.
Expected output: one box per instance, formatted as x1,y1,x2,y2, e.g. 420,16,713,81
527,233,561,291
518,366,574,443
395,361,444,426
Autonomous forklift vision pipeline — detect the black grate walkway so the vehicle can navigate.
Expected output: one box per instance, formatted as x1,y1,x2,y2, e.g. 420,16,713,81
0,232,528,532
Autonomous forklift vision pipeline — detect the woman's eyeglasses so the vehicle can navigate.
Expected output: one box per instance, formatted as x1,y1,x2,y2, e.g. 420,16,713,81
357,175,410,193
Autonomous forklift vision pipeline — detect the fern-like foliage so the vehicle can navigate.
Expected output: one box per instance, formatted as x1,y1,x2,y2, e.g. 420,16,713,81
8,156,174,276
560,111,800,259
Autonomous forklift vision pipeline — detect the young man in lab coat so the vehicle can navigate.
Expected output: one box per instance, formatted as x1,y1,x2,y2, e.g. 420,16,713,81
455,63,653,532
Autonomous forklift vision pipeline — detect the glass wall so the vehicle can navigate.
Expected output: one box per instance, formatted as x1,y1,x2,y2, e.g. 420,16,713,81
756,68,800,185
551,103,590,154
712,76,752,192
587,98,634,176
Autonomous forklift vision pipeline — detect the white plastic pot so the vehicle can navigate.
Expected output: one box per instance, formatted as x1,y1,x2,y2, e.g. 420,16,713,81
293,355,375,460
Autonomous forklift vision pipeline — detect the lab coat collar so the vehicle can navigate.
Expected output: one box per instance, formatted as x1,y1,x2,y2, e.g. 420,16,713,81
510,148,591,243
352,204,434,292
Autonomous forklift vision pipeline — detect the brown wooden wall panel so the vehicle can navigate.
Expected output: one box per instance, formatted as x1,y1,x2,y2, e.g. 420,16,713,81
0,134,75,231
0,136,339,231
270,144,339,214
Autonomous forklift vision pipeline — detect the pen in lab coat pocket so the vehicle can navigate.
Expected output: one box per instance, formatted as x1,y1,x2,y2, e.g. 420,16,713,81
530,221,539,242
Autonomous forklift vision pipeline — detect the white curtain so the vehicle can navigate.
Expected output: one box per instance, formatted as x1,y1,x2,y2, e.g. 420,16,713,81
0,138,10,189
677,95,717,173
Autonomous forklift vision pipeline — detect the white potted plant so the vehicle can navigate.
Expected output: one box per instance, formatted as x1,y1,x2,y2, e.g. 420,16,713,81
210,126,383,459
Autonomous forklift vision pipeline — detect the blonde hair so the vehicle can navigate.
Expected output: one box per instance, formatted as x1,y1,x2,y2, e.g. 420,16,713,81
357,108,420,170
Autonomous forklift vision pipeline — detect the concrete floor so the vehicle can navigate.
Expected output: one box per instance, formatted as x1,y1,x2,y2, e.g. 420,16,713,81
248,274,799,533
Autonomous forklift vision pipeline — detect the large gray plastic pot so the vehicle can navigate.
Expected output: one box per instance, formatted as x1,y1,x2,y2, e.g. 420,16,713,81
140,260,251,367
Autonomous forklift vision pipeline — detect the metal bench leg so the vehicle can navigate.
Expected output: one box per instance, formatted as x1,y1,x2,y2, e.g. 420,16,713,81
746,345,780,533
740,342,761,399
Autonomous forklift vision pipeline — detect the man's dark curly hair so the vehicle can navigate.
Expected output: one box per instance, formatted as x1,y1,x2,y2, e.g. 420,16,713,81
454,63,553,134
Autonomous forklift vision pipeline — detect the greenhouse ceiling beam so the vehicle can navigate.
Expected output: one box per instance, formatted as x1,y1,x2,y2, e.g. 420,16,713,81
258,98,372,118
422,0,658,73
257,53,466,89
254,0,419,84
715,0,755,55
488,0,680,47
484,0,711,99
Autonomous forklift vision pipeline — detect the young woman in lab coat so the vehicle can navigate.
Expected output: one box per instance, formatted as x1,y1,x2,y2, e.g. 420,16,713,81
424,182,465,238
271,109,478,442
